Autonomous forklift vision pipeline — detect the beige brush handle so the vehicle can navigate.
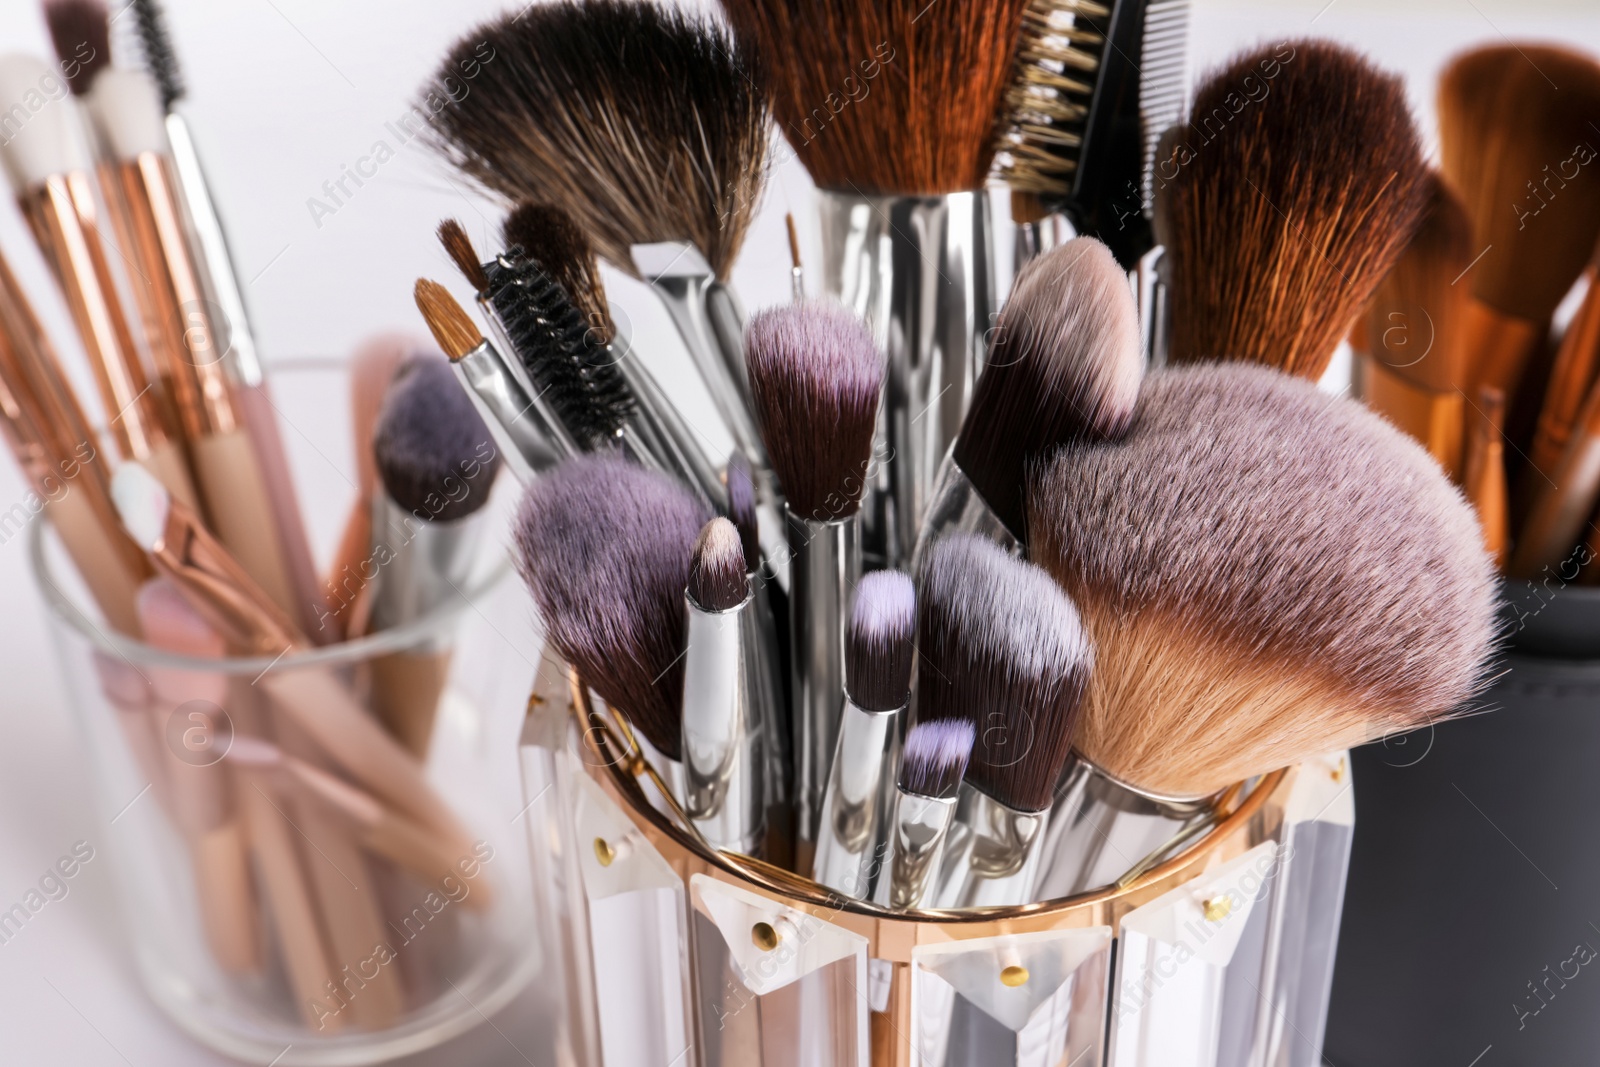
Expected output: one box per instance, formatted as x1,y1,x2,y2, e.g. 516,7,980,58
191,428,299,623
323,501,372,641
44,490,145,635
369,649,452,759
193,820,263,974
146,437,200,515
366,809,492,912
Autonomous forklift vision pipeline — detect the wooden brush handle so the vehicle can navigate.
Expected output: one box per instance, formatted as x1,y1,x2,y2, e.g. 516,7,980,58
368,649,452,759
1356,355,1465,478
193,820,263,975
1529,269,1600,475
1511,380,1600,578
1462,298,1546,400
191,428,300,624
1463,388,1511,569
44,490,147,635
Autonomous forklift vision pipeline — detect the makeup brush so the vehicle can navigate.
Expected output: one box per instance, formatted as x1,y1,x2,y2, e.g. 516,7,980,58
872,719,974,911
413,277,566,481
1439,45,1600,402
745,303,883,856
1358,174,1473,478
513,454,712,777
916,534,1091,908
1463,387,1510,570
367,357,504,756
678,517,769,852
812,570,915,898
1160,40,1429,378
427,0,769,474
42,0,109,95
1509,378,1600,580
919,236,1140,558
1528,246,1600,480
721,0,1029,565
1028,363,1497,893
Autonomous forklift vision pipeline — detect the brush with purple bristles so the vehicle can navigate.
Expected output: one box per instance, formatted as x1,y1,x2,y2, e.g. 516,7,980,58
811,570,915,897
513,454,711,793
745,302,884,863
873,719,975,911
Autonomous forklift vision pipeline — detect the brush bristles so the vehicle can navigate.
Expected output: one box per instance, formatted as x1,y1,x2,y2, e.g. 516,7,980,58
1363,174,1473,392
845,570,915,712
427,0,768,280
993,0,1111,198
745,304,883,521
721,0,1031,195
724,451,759,571
951,237,1141,540
1028,363,1498,797
916,534,1090,813
504,203,615,343
373,358,502,521
898,719,975,800
413,279,482,362
129,0,183,109
44,0,110,95
1161,40,1429,379
514,456,712,760
688,517,749,612
1438,44,1600,321
437,219,488,294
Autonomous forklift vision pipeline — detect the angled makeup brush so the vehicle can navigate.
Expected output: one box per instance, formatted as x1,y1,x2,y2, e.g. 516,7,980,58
1160,40,1429,378
745,303,883,855
513,454,712,774
367,357,504,756
872,718,974,911
919,236,1141,558
1028,363,1497,892
1358,174,1473,478
917,534,1091,908
813,570,915,897
1439,45,1600,401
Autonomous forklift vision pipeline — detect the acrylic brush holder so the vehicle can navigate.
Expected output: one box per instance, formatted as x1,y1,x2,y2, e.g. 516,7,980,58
519,663,1356,1067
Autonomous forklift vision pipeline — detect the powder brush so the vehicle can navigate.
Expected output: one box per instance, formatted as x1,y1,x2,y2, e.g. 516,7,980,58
1160,40,1429,378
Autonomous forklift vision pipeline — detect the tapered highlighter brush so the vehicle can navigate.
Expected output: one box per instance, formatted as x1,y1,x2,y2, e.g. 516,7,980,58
1439,45,1600,403
1027,363,1497,895
1160,40,1429,378
1358,174,1473,478
745,304,883,860
0,55,195,510
426,0,770,483
1463,387,1510,570
811,570,915,898
367,358,504,756
512,454,712,792
918,236,1140,560
917,534,1091,908
872,719,974,911
413,278,566,482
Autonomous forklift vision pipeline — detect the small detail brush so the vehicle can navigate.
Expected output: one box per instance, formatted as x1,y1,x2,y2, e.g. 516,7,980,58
873,718,975,911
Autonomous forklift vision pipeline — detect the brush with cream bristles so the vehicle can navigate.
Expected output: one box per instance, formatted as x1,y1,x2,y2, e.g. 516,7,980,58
1439,44,1600,406
426,0,770,486
720,0,1030,566
1028,363,1497,895
1159,39,1429,379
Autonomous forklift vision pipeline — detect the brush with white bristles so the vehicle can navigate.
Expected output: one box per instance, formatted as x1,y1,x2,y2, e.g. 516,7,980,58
1028,362,1498,895
872,718,975,911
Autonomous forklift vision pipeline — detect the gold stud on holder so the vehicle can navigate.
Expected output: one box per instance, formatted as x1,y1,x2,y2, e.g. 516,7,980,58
1202,895,1232,922
594,837,616,867
1000,965,1030,988
752,922,780,951
1331,756,1347,783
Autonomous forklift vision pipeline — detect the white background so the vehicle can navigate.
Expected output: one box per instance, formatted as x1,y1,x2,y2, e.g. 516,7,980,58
0,0,1596,1063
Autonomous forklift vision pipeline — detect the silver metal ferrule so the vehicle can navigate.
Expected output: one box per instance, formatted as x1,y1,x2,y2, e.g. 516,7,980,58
911,450,1021,572
1140,244,1171,367
681,592,767,855
932,785,1049,908
811,697,902,899
613,333,726,511
817,190,995,569
449,341,568,481
786,511,861,848
1032,754,1218,900
703,279,750,404
871,787,959,911
368,495,482,651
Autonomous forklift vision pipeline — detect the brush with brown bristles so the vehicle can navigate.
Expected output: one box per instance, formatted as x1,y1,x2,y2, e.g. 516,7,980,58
1159,39,1430,379
1527,242,1600,481
424,0,770,487
720,0,1031,567
1439,44,1600,406
1357,174,1474,478
1463,387,1511,570
1029,362,1497,895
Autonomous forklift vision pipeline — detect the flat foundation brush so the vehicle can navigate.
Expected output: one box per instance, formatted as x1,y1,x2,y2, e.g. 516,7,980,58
917,534,1091,909
918,236,1140,560
1160,40,1429,378
872,719,974,911
745,304,883,859
1028,363,1497,894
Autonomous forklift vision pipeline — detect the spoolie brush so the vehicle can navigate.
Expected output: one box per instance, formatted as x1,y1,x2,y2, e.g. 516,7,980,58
921,236,1141,557
513,455,712,770
1028,362,1496,892
42,0,111,95
916,534,1091,908
874,718,975,910
1160,39,1429,378
127,0,185,110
